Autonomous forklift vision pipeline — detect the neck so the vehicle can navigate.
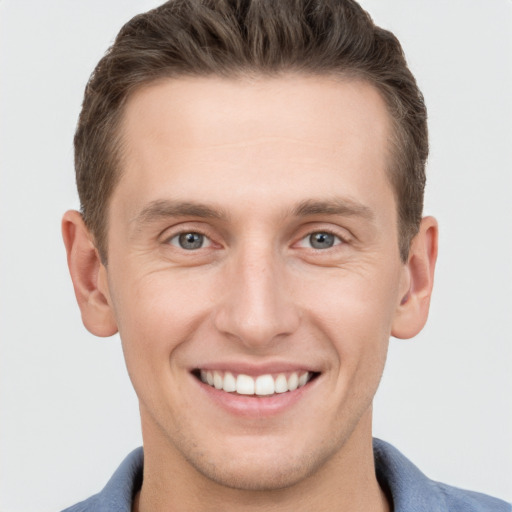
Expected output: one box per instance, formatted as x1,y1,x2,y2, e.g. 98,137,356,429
133,409,390,512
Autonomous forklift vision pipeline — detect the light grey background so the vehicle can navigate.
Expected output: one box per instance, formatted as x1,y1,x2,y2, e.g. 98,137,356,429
1,1,511,510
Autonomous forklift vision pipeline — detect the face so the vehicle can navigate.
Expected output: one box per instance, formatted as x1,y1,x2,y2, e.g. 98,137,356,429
100,75,410,489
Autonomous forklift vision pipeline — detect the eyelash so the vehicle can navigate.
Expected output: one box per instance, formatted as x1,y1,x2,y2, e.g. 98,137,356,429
295,231,345,250
164,228,347,252
167,231,213,250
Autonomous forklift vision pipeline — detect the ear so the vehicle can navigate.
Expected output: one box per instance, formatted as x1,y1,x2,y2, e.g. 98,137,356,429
62,210,118,337
391,216,438,339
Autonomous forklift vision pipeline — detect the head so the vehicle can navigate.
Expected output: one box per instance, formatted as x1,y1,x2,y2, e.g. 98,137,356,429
63,0,437,500
75,0,428,264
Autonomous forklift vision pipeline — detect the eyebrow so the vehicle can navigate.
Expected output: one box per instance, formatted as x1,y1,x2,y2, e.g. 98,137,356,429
131,199,229,228
292,198,375,221
131,196,374,229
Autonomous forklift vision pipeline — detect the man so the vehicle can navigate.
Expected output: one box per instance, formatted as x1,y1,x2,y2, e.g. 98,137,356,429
60,0,510,510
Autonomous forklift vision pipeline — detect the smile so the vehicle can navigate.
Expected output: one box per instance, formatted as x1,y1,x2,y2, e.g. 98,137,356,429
196,370,317,397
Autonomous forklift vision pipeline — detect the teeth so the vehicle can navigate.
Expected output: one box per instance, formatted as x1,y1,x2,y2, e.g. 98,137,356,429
236,374,255,395
287,372,299,391
255,374,275,395
200,370,313,396
213,371,223,390
223,372,236,392
298,372,309,387
274,374,288,393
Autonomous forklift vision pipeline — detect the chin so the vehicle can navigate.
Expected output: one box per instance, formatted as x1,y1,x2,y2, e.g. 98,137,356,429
188,450,323,491
175,432,338,492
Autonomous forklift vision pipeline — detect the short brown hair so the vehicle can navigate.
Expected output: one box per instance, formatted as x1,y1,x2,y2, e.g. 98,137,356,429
75,0,428,262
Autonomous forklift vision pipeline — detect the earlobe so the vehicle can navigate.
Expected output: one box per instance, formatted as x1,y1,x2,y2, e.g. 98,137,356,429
62,210,118,337
391,216,438,339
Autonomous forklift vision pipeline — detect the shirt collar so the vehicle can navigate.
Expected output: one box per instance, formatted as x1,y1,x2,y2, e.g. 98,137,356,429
373,438,446,512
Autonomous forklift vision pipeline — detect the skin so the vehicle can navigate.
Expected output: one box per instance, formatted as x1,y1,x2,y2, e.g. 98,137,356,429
63,75,437,512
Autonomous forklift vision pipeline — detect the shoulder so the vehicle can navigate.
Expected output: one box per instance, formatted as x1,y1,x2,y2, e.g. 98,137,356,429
436,481,512,512
373,438,511,512
60,447,143,512
61,495,100,512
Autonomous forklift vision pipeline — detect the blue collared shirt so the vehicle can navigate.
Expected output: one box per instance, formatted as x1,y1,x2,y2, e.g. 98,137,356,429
62,439,511,511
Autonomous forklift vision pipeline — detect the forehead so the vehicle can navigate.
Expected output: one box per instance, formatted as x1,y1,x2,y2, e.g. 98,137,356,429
114,74,395,219
121,74,391,152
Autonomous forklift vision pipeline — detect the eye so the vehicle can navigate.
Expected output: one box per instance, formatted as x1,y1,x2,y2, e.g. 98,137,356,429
168,232,212,250
298,231,342,250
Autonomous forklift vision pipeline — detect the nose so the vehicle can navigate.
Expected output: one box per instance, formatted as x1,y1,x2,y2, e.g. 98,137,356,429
213,244,300,350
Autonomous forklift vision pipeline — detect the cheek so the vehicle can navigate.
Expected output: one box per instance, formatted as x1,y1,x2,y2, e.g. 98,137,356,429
304,267,400,340
300,269,399,387
111,270,217,423
110,267,215,373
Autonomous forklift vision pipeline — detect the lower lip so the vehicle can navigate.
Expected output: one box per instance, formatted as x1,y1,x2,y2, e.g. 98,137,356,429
194,375,318,417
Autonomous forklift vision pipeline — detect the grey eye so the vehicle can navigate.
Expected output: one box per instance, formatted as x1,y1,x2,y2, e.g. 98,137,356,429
171,232,207,250
309,232,336,249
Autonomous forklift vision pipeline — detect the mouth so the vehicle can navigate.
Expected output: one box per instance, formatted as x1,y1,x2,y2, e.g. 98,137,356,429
192,369,320,397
